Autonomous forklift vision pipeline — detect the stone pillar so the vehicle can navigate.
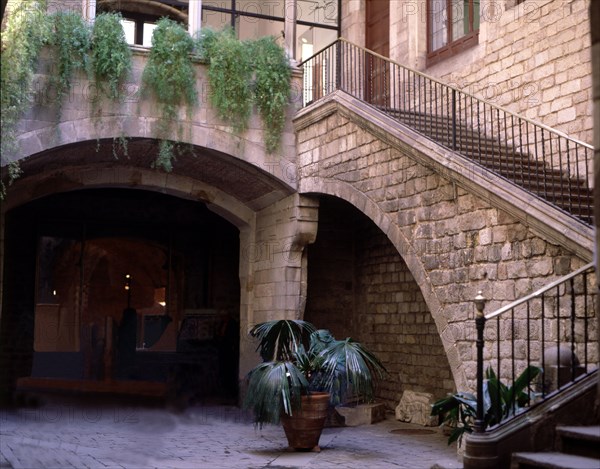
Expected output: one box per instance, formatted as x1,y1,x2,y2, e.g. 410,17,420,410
284,0,297,62
238,194,319,379
591,0,600,420
82,0,96,23
188,0,202,39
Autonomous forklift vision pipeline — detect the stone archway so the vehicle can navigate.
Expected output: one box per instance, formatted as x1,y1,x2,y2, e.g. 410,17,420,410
1,187,243,404
304,194,455,406
300,176,466,392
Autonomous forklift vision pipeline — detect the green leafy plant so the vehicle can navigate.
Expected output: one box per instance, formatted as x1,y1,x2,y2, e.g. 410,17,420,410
243,319,386,427
1,0,51,196
48,11,91,115
199,29,292,152
201,28,253,134
90,12,132,100
251,36,291,153
431,365,542,446
141,17,197,171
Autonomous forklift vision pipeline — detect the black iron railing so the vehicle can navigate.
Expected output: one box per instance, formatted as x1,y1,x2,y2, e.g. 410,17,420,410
300,38,594,225
473,262,597,432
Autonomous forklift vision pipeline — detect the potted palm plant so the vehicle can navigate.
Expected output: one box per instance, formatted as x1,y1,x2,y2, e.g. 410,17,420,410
243,319,386,451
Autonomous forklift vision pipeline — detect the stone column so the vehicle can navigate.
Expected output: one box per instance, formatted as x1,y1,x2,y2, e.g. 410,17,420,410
284,0,297,62
188,0,202,38
239,194,318,379
82,0,96,23
590,0,600,420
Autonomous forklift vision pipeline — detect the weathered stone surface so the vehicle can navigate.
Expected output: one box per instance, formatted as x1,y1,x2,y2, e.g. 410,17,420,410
395,390,438,427
335,402,387,426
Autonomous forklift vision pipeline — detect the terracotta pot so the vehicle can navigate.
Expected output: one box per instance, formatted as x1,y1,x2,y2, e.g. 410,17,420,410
280,392,330,451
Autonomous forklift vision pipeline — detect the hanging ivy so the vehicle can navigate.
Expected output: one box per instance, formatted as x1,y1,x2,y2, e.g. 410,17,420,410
49,11,91,116
200,28,253,134
142,18,197,171
91,12,132,100
198,29,291,153
0,0,51,198
251,36,292,153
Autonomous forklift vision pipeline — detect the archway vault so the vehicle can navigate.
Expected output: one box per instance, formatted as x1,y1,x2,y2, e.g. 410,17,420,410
4,137,296,227
300,176,467,392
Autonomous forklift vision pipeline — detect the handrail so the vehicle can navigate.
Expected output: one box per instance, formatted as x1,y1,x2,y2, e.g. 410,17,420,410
299,38,594,225
299,38,594,150
473,263,597,433
486,262,595,320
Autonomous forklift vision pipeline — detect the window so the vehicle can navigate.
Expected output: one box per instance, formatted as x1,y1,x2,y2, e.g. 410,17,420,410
428,0,480,65
202,0,339,60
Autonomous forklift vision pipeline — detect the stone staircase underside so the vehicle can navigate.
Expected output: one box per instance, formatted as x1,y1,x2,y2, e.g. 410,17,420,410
383,108,594,225
295,90,594,261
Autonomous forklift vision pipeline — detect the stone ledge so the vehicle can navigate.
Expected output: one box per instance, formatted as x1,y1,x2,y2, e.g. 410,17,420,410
335,402,387,426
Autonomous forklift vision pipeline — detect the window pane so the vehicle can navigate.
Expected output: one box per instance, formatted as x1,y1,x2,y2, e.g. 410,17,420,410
237,0,284,18
202,0,233,7
451,0,465,41
297,25,336,59
121,19,136,45
473,0,480,32
202,8,232,30
237,16,284,41
430,0,447,51
143,22,157,47
298,0,338,26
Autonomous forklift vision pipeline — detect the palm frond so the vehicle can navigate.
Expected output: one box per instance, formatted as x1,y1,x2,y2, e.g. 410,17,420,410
243,361,308,427
250,319,315,361
316,338,386,403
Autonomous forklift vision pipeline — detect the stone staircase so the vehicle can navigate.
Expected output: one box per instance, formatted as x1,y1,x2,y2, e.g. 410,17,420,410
383,108,594,225
511,426,600,469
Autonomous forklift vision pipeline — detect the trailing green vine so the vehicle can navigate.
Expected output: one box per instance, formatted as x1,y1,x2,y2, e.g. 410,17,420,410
142,17,197,171
1,0,51,197
91,12,132,100
251,36,292,153
200,28,253,134
199,29,291,153
48,11,91,117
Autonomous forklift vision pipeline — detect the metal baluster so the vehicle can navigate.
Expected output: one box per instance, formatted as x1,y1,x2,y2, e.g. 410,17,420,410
511,308,515,417
474,292,486,433
541,291,546,398
526,301,531,407
556,284,561,390
451,89,457,151
570,277,576,382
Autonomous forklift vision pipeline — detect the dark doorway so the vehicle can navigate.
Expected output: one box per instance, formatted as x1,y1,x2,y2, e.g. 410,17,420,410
1,189,240,405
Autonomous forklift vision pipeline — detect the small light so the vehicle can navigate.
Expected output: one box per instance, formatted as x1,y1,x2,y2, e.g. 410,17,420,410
125,274,131,279
124,285,130,290
52,290,57,296
158,301,166,307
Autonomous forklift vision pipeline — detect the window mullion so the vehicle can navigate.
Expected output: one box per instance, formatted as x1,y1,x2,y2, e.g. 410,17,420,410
447,0,453,46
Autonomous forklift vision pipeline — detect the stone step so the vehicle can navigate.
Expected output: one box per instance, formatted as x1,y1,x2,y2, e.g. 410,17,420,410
374,105,592,224
557,426,600,459
511,451,600,469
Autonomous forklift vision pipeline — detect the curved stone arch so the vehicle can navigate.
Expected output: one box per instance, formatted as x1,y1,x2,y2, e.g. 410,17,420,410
300,176,467,391
4,164,255,230
11,115,297,193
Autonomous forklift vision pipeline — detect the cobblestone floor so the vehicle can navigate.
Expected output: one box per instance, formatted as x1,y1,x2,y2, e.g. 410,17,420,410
0,396,462,469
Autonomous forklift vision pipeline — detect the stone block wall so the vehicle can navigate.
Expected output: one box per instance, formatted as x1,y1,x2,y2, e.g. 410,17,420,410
390,0,592,144
297,106,591,391
355,223,454,403
305,195,454,407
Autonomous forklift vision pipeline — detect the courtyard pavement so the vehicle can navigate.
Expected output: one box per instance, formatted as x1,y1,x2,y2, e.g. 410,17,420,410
0,395,463,469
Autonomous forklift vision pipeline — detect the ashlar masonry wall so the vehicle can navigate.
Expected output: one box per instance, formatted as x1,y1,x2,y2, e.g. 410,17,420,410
389,0,593,144
305,195,454,405
296,106,590,391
